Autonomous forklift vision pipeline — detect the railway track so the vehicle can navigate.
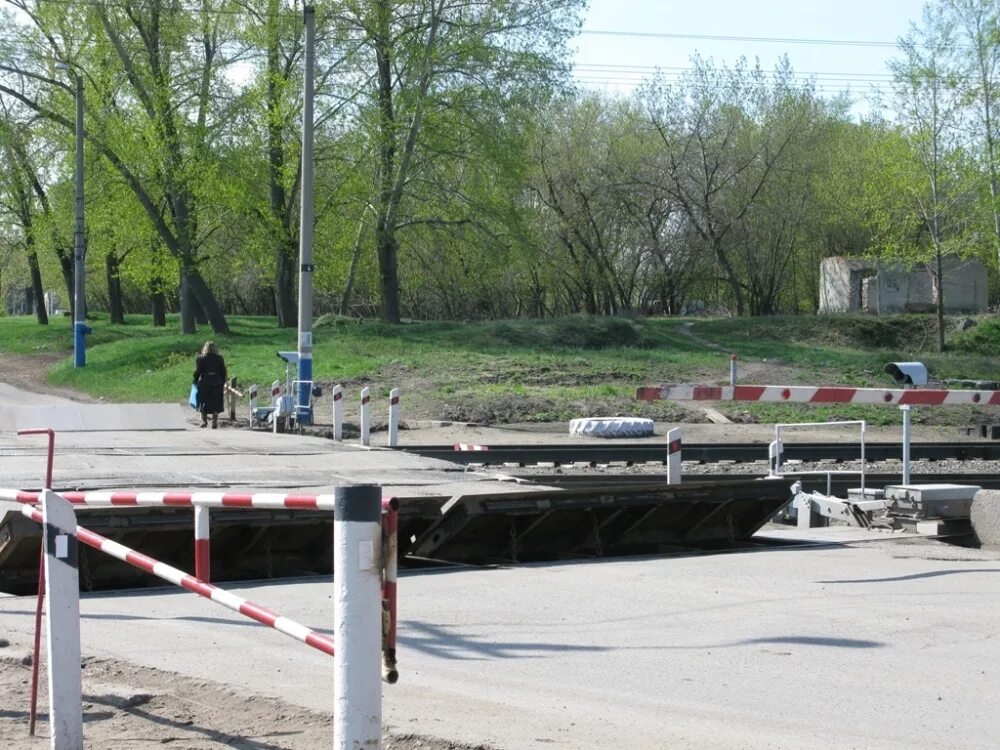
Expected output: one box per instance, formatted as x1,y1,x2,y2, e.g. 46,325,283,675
400,441,1000,465
520,472,1000,495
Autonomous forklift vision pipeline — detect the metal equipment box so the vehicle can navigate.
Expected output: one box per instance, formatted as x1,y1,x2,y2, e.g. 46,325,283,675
884,484,980,519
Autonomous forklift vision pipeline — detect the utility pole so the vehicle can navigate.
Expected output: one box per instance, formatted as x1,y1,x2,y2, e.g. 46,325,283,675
58,63,88,366
296,5,315,423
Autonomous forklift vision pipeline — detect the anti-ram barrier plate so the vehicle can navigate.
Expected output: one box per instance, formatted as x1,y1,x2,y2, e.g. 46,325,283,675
0,478,794,594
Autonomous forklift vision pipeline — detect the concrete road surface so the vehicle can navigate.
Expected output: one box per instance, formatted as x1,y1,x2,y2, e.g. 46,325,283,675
2,540,999,749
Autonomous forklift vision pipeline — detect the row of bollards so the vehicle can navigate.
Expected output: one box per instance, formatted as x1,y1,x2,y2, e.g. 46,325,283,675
332,386,400,447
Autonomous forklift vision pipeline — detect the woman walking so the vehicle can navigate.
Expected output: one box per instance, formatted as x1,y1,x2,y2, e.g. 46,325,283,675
193,341,227,429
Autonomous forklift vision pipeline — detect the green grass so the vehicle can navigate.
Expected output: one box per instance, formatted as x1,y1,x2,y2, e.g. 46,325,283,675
3,311,999,425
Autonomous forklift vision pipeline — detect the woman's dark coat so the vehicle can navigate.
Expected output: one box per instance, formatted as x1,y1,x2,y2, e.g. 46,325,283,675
193,352,227,415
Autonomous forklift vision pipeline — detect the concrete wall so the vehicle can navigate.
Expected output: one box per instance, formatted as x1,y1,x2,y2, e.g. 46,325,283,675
818,257,876,313
821,255,988,315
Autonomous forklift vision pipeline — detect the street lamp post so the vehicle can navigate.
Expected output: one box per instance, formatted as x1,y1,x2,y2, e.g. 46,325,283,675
58,62,87,367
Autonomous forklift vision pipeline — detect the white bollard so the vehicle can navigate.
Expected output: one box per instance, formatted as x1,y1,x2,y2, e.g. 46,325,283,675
730,354,737,386
334,485,383,750
248,384,259,430
332,384,344,441
194,506,210,582
768,439,784,477
666,428,682,484
387,388,400,447
271,380,282,435
360,387,371,447
43,490,83,749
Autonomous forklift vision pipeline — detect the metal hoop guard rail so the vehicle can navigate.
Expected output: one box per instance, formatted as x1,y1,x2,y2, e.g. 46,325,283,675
17,482,395,749
4,487,400,684
19,503,337,653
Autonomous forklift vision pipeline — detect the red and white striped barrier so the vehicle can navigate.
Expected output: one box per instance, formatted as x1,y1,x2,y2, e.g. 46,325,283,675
382,504,398,683
453,443,489,452
5,487,399,661
1,488,342,510
637,383,1000,406
19,503,336,656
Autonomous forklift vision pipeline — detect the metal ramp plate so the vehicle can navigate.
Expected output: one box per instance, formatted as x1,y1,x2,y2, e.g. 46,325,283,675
400,478,794,563
1,479,793,594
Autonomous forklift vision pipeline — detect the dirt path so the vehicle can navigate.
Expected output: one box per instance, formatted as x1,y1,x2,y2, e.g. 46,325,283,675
0,354,100,403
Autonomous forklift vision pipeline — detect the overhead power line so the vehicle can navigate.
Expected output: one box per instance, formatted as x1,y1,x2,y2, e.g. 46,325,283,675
580,29,901,48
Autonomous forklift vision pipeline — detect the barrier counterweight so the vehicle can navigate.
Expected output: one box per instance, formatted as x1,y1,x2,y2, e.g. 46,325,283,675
19,504,336,656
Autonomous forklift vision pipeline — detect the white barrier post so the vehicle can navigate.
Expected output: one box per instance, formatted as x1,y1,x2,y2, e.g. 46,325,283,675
666,428,682,484
194,506,210,582
42,489,83,749
387,388,400,447
332,384,344,441
768,438,783,477
334,485,383,750
248,384,259,429
360,387,371,446
271,379,282,435
729,354,737,386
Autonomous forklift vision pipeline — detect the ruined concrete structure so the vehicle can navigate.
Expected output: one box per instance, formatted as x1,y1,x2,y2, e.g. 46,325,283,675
818,255,988,314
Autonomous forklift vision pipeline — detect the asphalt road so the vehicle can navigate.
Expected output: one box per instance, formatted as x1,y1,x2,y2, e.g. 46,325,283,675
2,541,999,749
3,384,1000,748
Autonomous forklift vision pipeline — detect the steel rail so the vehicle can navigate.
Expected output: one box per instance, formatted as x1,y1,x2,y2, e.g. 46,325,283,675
399,441,1000,466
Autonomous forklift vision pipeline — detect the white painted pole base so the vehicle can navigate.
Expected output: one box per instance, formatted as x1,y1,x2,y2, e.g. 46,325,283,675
360,387,371,447
332,384,344,441
387,388,400,447
42,490,83,750
666,428,682,484
334,485,383,750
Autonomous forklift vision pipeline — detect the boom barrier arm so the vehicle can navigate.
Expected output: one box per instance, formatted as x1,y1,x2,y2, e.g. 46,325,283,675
637,383,1000,406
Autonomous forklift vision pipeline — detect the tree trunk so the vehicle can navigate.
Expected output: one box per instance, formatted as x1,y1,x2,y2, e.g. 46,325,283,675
935,250,945,353
188,269,230,334
712,238,746,315
106,251,125,324
179,262,195,334
340,212,368,316
265,0,299,330
376,226,401,322
275,238,297,327
151,284,167,327
27,250,48,325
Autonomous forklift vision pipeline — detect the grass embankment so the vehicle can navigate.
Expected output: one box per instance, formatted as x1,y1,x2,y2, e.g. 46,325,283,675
1,312,998,426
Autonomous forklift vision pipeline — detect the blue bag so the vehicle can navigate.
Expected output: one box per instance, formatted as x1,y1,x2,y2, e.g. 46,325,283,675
189,383,199,409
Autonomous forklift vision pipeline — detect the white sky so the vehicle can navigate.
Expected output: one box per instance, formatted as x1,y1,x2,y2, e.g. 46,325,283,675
572,0,930,116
